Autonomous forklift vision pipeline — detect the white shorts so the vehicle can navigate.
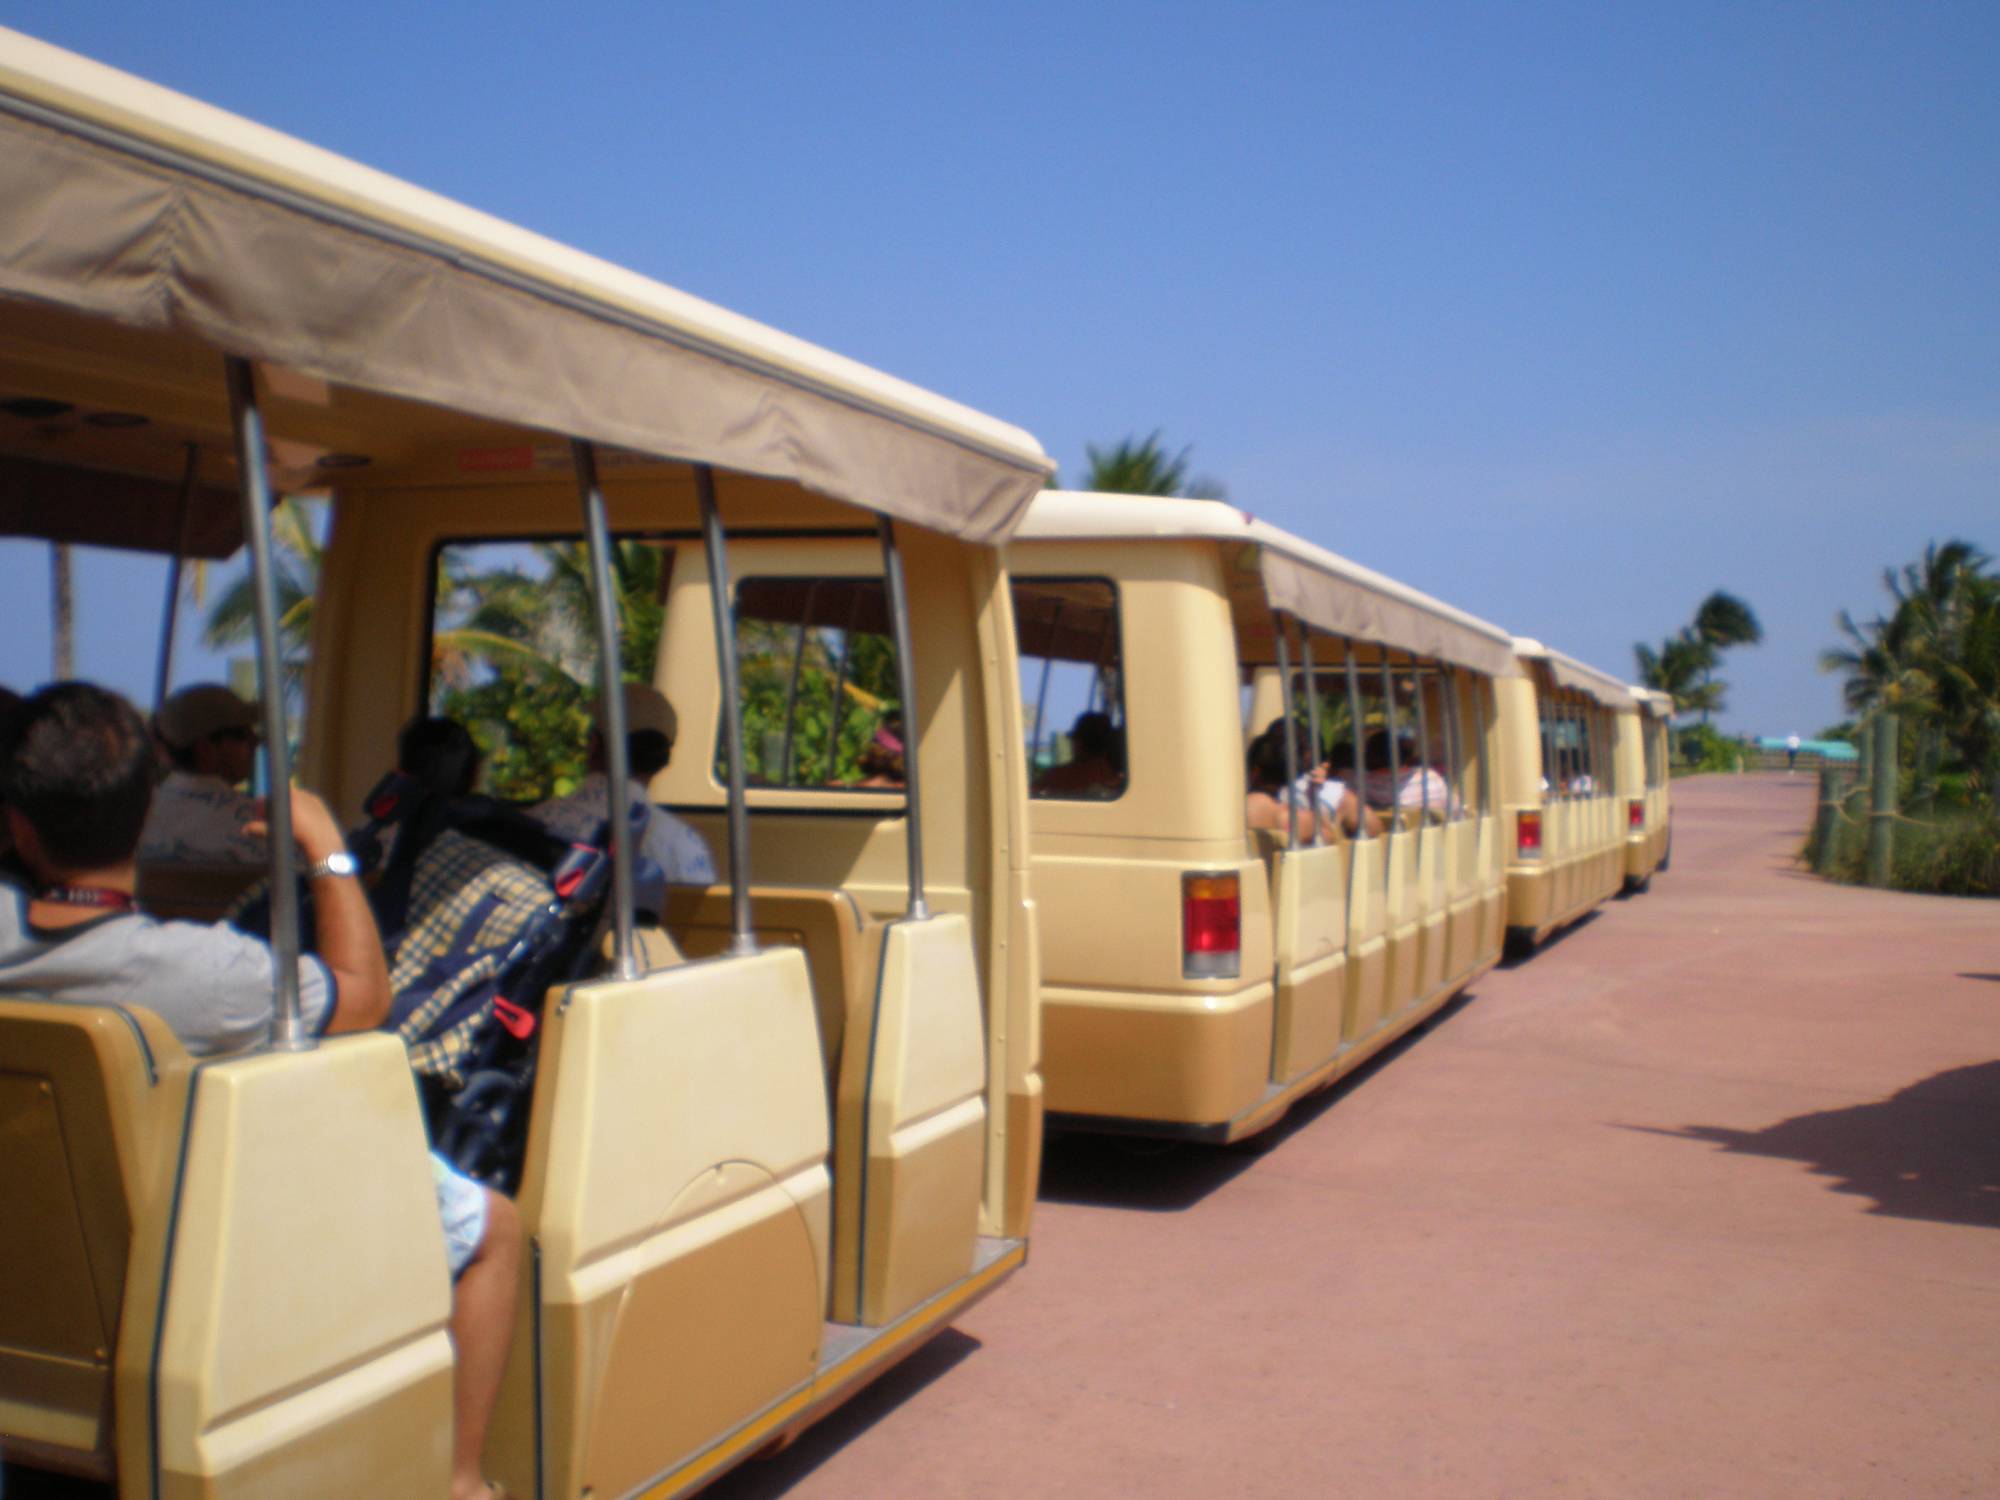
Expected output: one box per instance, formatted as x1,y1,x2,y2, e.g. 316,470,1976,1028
430,1152,489,1278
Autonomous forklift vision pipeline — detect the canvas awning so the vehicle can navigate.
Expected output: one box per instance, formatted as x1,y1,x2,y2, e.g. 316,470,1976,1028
1010,491,1518,678
0,29,1052,548
1514,638,1636,711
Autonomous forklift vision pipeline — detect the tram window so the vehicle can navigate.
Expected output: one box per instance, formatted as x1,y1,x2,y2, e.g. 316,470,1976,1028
1644,721,1665,789
426,536,671,800
1012,578,1127,801
727,576,903,791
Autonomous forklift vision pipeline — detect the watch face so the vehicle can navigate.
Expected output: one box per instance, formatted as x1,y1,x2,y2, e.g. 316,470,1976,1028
323,851,359,876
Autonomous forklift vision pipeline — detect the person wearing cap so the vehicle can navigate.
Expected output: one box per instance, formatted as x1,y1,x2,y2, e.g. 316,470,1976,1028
529,682,715,917
140,682,269,866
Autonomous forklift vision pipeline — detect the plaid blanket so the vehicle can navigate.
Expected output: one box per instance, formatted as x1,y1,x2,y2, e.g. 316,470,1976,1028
390,828,555,1087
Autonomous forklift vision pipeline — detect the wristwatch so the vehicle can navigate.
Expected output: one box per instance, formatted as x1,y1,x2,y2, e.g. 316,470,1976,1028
306,851,360,881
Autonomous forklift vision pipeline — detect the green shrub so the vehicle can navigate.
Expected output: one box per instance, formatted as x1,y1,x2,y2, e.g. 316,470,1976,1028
1808,793,2000,897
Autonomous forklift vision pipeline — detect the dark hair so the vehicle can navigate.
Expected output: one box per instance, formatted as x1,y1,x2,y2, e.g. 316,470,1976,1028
1070,711,1116,760
398,715,481,797
628,729,673,782
1247,717,1315,792
1363,730,1394,772
1,682,159,869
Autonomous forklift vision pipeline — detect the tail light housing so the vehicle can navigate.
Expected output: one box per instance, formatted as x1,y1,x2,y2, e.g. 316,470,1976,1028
1516,809,1542,858
1629,798,1645,831
1182,872,1240,979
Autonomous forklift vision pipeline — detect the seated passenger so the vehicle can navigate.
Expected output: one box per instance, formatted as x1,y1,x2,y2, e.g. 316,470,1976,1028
0,684,517,1500
852,724,906,788
1033,710,1125,797
1246,718,1351,843
1362,731,1456,817
1304,740,1381,838
530,683,714,916
139,683,267,866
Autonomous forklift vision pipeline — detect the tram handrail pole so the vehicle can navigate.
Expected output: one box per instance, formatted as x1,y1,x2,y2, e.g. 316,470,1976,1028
572,440,639,980
1298,618,1321,846
1380,657,1401,841
152,443,201,713
224,359,307,1050
1274,612,1298,851
697,466,757,953
877,518,928,919
777,581,818,783
1030,600,1062,764
1344,653,1368,841
1413,663,1431,858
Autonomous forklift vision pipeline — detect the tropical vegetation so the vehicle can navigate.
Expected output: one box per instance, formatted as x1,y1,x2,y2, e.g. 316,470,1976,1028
1633,590,1764,725
1812,538,1999,896
1079,431,1227,500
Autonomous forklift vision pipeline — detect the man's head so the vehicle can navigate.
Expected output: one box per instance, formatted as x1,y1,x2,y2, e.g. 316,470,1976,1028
1,683,159,877
590,683,678,782
1070,711,1116,762
157,684,260,785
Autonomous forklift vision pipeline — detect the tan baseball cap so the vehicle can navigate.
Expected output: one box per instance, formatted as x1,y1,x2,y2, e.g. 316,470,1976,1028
595,682,677,742
156,683,259,749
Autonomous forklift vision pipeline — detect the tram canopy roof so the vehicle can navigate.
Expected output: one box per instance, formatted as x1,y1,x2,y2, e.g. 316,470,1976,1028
1512,638,1636,711
1632,687,1674,719
0,28,1053,556
1011,490,1518,678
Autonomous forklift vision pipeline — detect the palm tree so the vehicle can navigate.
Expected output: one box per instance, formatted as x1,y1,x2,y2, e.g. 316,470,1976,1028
1633,629,1717,719
1691,591,1762,725
1083,432,1190,496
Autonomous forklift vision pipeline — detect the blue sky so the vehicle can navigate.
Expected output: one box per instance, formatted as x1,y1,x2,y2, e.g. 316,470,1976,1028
2,2,1994,733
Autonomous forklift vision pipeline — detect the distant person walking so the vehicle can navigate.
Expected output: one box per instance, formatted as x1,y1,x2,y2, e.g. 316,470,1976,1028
1786,733,1801,772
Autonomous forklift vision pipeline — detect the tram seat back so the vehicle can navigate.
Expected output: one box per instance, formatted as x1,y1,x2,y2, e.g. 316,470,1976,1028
0,998,187,1481
500,950,831,1500
662,884,873,1084
134,861,262,923
830,913,986,1327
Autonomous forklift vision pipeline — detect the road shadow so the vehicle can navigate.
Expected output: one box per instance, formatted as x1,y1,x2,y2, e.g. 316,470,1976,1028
1958,972,2000,984
1039,986,1480,1212
1638,1061,2000,1230
702,1329,982,1498
1498,908,1599,969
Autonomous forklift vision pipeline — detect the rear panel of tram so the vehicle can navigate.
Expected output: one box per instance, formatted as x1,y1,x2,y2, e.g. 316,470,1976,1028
1498,664,1624,948
1616,704,1666,890
1007,539,1506,1144
311,467,1041,1499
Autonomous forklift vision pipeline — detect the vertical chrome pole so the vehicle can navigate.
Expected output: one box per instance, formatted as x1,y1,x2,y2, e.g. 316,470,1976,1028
1297,618,1321,845
572,441,638,980
152,444,200,713
1473,672,1491,817
1273,613,1298,850
1412,664,1432,873
698,466,756,953
1344,653,1368,841
877,519,928,918
1441,667,1465,821
1380,657,1401,837
224,359,306,1050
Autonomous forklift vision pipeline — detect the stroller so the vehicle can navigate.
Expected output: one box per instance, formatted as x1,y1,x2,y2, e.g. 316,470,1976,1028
233,768,638,1192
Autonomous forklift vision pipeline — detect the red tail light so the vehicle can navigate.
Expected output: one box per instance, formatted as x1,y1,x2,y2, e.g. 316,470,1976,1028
1516,810,1543,858
1183,872,1240,979
1629,798,1645,831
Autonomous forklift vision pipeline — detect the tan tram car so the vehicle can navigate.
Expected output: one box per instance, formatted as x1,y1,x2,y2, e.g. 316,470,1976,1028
1003,491,1518,1145
1623,687,1674,888
0,28,1051,1499
1495,638,1639,954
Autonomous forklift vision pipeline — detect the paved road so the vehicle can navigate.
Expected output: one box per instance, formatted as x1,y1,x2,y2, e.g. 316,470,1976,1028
716,775,1999,1499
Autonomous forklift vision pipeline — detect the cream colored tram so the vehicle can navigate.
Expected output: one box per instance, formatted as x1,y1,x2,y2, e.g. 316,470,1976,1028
1495,638,1635,953
1002,491,1515,1145
1621,687,1674,887
0,28,1049,1498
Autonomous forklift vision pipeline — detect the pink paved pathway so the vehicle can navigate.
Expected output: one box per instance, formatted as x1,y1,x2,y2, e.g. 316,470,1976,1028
715,775,1999,1498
